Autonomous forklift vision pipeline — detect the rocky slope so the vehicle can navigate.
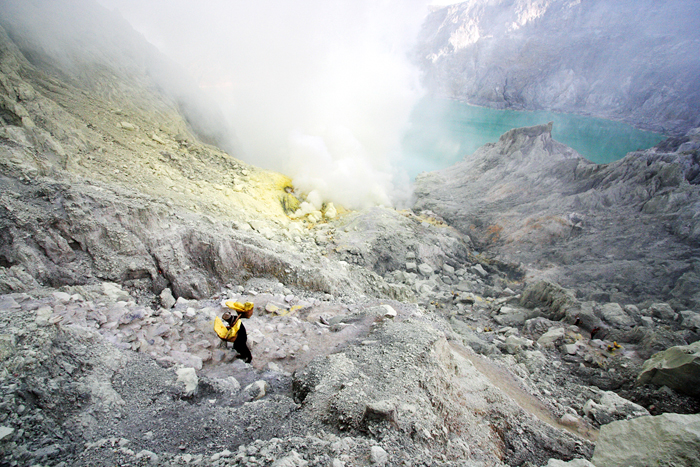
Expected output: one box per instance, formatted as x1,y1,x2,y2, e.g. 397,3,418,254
413,122,700,309
1,1,699,466
416,0,700,134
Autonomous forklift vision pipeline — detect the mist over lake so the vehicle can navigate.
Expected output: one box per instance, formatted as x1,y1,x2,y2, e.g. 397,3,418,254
402,96,666,179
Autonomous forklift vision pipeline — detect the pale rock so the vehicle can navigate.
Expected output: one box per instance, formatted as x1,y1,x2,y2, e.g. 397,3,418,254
679,310,700,330
324,203,337,219
272,450,308,467
504,335,532,354
637,340,700,397
370,445,388,465
170,351,203,370
288,222,304,236
35,306,52,326
150,133,166,144
307,211,323,223
119,121,136,131
176,367,198,397
600,302,635,328
648,302,677,321
363,400,397,425
418,263,434,276
545,459,596,467
537,327,566,347
380,305,397,318
52,291,71,303
592,413,700,467
471,264,487,277
494,305,530,326
242,380,269,401
0,426,14,441
293,202,315,218
102,282,130,302
583,391,649,424
442,264,455,275
211,449,232,461
559,413,582,427
406,262,417,273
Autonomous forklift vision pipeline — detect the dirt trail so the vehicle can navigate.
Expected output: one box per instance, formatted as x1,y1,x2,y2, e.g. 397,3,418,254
451,342,599,442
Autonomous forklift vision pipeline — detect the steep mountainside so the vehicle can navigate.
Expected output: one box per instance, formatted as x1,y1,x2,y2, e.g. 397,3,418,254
416,0,700,134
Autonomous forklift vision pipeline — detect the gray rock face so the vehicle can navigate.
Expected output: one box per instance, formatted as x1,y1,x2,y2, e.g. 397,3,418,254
292,319,591,466
416,0,700,134
592,413,700,467
637,341,700,397
414,122,700,307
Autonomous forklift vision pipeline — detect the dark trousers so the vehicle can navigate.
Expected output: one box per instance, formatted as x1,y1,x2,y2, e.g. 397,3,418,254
233,323,252,363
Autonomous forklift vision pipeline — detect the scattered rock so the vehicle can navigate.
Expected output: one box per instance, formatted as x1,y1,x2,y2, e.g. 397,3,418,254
160,288,176,309
0,426,14,441
272,450,308,467
537,327,566,347
176,367,198,397
241,380,269,401
370,445,388,465
600,302,635,328
583,391,649,425
648,303,677,322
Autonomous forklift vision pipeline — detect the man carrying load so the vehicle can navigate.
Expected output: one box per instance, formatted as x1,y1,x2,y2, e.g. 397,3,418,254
214,301,254,364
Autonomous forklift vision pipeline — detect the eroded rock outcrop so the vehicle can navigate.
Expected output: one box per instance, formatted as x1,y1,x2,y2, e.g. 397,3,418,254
414,122,700,307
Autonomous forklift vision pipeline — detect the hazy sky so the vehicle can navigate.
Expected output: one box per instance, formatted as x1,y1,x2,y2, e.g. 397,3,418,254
95,0,455,209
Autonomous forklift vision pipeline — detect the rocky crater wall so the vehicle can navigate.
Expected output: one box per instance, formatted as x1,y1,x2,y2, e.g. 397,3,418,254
416,0,700,134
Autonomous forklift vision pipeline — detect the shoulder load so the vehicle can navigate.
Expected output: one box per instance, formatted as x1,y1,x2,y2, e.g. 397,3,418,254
214,315,242,342
225,301,255,319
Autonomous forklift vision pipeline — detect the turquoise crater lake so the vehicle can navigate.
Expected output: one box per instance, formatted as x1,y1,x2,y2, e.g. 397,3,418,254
401,97,666,180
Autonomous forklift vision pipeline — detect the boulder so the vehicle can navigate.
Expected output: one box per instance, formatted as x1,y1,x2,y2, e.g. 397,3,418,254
176,367,198,397
160,288,176,309
493,305,532,327
537,327,566,347
637,341,700,397
370,445,388,465
648,302,677,321
418,263,434,276
582,391,649,425
521,281,578,321
241,380,269,401
600,303,635,328
592,413,700,467
567,301,603,335
504,335,532,354
680,310,700,331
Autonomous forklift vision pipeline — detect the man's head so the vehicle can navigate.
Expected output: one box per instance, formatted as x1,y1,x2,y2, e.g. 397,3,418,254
222,311,232,321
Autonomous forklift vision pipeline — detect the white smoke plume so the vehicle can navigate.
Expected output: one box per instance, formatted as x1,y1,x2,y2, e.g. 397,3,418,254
97,0,430,210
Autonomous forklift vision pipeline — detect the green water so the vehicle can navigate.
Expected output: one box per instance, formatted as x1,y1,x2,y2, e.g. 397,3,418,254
401,97,666,179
